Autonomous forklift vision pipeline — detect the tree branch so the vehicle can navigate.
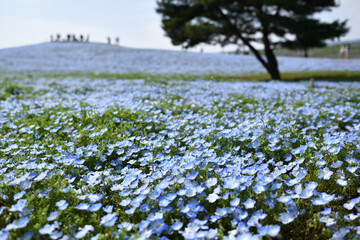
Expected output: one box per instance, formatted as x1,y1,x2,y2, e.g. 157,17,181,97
215,7,268,68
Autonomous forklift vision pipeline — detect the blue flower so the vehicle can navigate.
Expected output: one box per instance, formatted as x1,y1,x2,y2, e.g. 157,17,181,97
230,198,240,207
100,213,117,227
206,193,219,203
89,203,102,212
118,222,133,231
311,193,335,205
318,167,333,180
86,193,103,203
9,199,27,212
150,219,168,235
39,224,56,235
257,225,280,237
75,203,90,211
6,217,29,230
102,205,113,213
75,225,94,239
171,221,183,231
47,211,59,221
243,198,256,209
56,200,69,210
13,190,26,201
278,212,295,224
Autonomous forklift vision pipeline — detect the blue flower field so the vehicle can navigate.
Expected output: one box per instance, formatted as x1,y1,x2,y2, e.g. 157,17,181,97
0,77,359,239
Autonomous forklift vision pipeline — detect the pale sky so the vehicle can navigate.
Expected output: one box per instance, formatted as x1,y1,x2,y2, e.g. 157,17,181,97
0,0,359,52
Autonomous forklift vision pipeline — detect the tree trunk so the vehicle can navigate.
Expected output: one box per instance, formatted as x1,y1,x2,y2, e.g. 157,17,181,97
266,63,281,80
263,34,281,80
245,43,281,80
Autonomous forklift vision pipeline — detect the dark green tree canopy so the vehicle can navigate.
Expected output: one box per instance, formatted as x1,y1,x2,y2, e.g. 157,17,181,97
156,0,349,80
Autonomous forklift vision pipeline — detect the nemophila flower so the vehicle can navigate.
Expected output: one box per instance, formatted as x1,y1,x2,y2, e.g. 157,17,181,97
100,213,118,227
331,160,343,169
257,225,280,237
315,159,326,168
6,217,29,230
185,186,197,197
148,190,161,200
318,167,333,180
343,197,360,210
332,227,350,240
39,224,56,235
56,200,69,210
291,145,307,155
311,193,335,206
0,231,9,240
243,198,256,209
102,205,113,213
131,195,146,207
215,208,228,218
230,198,240,207
346,166,358,174
271,182,282,191
89,203,102,212
223,176,240,189
118,222,134,231
86,193,102,203
328,145,341,155
49,230,63,239
344,213,359,221
278,212,295,225
75,225,94,239
319,216,336,226
150,219,168,235
320,208,331,215
207,193,219,203
139,203,150,213
125,206,137,215
21,232,33,240
137,220,150,231
253,183,267,194
47,211,59,221
171,221,183,231
34,171,48,182
336,178,348,186
9,199,27,212
277,195,292,204
205,177,217,188
120,198,131,207
14,190,26,201
75,203,90,211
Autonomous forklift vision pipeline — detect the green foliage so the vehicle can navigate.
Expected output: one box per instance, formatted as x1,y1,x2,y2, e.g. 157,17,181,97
156,0,349,79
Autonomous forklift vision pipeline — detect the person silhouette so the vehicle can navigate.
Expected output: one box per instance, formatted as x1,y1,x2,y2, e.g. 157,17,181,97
72,34,78,42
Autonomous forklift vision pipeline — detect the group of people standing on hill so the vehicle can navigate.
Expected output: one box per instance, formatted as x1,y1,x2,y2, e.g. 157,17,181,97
107,37,120,45
50,34,120,46
51,34,90,43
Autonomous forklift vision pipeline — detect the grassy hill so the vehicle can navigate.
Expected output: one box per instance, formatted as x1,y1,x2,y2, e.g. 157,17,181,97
271,40,360,59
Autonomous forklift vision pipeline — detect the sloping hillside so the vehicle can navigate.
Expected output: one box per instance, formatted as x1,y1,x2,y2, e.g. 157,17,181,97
1,42,360,75
272,40,360,59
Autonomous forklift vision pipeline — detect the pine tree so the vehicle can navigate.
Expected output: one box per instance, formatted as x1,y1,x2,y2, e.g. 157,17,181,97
156,0,349,80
